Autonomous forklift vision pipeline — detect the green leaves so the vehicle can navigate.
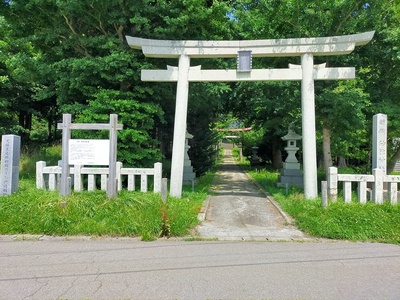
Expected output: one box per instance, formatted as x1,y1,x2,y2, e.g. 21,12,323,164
3,0,399,173
71,88,164,167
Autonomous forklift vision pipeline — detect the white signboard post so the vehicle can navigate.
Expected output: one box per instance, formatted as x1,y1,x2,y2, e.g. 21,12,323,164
57,114,123,198
69,139,110,165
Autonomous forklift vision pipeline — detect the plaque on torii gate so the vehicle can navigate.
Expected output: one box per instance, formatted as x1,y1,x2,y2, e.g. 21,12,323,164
127,31,374,199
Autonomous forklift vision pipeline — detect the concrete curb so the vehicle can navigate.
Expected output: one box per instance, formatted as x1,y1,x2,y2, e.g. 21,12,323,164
197,194,211,222
197,167,223,222
0,234,144,242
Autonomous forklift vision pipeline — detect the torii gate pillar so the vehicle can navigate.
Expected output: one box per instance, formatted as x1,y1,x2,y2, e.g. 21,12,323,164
301,53,318,198
170,55,191,197
126,31,374,199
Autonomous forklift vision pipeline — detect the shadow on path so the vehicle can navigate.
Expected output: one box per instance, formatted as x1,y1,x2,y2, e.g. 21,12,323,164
196,150,308,241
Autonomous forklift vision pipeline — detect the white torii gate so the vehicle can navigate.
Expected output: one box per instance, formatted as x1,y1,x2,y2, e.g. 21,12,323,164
126,31,374,199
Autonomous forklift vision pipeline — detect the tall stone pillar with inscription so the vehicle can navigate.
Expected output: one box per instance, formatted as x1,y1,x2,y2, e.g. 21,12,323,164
0,135,21,195
372,113,387,174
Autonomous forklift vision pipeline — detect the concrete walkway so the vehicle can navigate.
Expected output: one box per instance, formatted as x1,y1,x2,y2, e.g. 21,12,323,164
196,149,308,241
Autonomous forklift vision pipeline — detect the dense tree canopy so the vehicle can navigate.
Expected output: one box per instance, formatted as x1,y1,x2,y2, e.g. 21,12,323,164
0,0,232,170
225,0,400,172
1,0,400,175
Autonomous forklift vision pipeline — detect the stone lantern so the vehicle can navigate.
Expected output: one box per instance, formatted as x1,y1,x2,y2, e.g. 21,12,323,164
183,131,195,184
277,124,304,187
282,126,302,169
251,146,260,166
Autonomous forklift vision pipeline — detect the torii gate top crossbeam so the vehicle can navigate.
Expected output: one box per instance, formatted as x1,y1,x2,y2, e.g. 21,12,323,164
126,31,374,58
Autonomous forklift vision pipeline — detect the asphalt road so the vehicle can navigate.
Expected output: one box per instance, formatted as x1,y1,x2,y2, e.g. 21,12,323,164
1,236,399,299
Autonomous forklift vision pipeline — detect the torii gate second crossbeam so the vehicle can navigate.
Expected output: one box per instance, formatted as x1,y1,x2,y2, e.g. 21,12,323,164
126,31,374,199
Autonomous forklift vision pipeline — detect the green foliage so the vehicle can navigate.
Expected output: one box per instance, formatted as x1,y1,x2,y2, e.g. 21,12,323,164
318,79,370,160
50,41,166,166
20,145,62,179
0,181,158,237
232,147,240,158
240,127,266,159
166,196,202,236
72,89,164,167
276,196,400,244
2,0,232,169
225,0,400,169
2,0,400,173
187,82,231,175
0,16,45,139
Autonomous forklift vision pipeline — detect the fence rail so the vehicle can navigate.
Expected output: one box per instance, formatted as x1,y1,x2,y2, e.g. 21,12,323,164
36,161,162,193
327,167,398,205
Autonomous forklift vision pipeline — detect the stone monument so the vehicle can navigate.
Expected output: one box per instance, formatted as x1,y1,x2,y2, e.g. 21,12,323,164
183,131,195,184
0,134,21,195
372,113,387,174
277,125,303,188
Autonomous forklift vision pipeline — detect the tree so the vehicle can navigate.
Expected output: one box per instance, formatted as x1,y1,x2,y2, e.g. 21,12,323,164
318,79,370,170
7,0,400,176
224,0,400,174
228,80,301,168
0,16,53,143
356,1,400,173
2,0,232,171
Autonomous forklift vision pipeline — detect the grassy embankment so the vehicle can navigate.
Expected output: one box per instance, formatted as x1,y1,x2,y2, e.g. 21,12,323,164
0,146,214,241
232,148,400,245
3,145,399,244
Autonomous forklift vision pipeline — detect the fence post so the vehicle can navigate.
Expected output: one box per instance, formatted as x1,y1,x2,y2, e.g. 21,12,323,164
107,114,118,198
127,174,135,191
328,167,338,202
161,178,168,202
59,114,71,196
116,162,122,191
101,175,107,190
154,162,162,193
358,181,367,204
343,181,352,203
88,174,95,191
49,173,57,191
74,164,83,192
36,161,46,189
388,182,398,205
141,174,148,192
321,181,328,208
373,168,384,204
57,160,62,190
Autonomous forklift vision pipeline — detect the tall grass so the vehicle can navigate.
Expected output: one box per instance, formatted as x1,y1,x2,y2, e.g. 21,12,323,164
0,147,215,241
20,145,61,179
232,150,400,244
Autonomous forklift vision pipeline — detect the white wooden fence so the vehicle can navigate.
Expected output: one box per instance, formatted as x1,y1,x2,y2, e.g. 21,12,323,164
327,167,399,205
36,161,162,193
